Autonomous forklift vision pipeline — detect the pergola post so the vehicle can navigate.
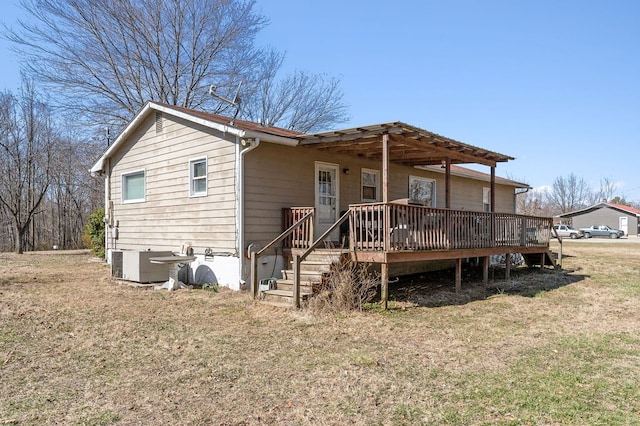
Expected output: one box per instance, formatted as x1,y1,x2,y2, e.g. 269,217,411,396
381,132,390,309
490,166,496,246
445,158,451,209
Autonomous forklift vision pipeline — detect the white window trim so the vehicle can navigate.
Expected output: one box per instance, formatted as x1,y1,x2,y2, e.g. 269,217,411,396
189,156,208,197
408,175,436,207
121,169,146,203
483,187,491,212
361,168,380,202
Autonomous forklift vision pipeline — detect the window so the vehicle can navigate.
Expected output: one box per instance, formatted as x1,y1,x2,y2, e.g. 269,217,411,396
122,170,145,203
361,168,380,202
409,176,435,206
483,187,491,212
190,158,207,196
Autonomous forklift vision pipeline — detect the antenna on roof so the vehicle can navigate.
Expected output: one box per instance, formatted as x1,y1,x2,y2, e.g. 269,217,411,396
208,81,242,125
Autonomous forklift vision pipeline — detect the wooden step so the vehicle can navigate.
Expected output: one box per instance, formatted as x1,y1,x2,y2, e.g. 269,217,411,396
260,288,313,305
292,260,333,273
275,279,319,293
302,251,347,263
258,300,295,309
281,269,324,281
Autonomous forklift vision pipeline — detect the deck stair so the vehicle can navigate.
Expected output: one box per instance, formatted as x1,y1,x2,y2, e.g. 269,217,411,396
522,250,558,269
259,249,348,306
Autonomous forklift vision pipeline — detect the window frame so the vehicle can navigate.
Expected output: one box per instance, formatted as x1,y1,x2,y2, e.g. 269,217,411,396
189,157,208,197
483,187,491,212
121,169,146,203
408,175,436,207
361,168,380,202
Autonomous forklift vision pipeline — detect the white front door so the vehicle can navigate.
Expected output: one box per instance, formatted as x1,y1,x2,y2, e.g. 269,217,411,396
315,162,340,241
620,216,628,235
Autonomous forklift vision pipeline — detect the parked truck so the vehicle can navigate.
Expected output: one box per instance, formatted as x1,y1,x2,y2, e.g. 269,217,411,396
579,225,625,239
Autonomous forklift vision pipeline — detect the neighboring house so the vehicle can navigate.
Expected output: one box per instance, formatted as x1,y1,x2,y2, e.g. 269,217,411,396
557,202,640,236
91,101,553,304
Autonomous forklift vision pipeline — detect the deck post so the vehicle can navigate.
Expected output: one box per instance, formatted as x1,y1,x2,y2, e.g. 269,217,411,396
455,258,462,293
505,253,511,280
490,166,496,247
445,158,451,209
382,133,389,203
292,254,301,308
381,262,389,310
250,251,258,299
482,256,489,286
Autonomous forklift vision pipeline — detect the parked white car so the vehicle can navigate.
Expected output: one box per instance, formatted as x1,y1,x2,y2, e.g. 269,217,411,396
552,224,584,239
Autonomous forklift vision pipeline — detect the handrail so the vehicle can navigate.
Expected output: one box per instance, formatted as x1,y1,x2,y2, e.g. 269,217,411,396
256,210,314,258
291,210,351,308
551,225,562,267
250,210,314,299
300,210,350,262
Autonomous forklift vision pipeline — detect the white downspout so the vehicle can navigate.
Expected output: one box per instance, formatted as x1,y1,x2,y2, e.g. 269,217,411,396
104,158,111,261
237,137,260,289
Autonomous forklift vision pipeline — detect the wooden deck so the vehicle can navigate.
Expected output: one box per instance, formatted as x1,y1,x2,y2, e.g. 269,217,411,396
284,203,553,262
254,204,554,308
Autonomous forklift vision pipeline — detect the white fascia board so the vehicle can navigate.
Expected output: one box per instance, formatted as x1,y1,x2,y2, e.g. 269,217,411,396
90,103,156,173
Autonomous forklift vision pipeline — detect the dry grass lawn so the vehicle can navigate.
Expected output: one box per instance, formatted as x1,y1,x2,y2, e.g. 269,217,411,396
1,241,640,425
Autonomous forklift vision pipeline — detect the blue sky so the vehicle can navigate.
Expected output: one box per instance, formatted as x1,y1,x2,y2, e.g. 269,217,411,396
1,1,639,201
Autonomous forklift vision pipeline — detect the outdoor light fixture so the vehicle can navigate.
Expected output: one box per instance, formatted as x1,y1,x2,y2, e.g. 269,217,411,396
441,160,447,169
343,168,350,175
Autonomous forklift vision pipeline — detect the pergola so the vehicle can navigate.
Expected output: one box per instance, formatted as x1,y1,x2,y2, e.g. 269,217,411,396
299,121,514,209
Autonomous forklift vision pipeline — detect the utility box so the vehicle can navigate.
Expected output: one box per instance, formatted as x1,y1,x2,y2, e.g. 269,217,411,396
111,250,173,283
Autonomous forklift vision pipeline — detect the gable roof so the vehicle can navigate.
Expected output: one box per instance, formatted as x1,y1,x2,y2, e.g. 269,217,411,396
157,102,303,139
91,102,516,175
558,202,640,218
91,101,301,174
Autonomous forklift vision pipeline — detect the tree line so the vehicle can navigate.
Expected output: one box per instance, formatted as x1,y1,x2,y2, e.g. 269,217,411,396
0,80,104,253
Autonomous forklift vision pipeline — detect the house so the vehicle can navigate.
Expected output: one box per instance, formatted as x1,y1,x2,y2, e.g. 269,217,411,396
557,202,640,236
90,101,554,306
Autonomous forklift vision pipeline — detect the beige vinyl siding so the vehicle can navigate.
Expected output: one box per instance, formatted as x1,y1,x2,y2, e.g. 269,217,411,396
243,143,517,246
446,174,515,213
108,113,237,253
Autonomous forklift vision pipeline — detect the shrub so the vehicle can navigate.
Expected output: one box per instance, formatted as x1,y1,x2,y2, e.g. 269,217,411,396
307,260,380,315
83,208,105,259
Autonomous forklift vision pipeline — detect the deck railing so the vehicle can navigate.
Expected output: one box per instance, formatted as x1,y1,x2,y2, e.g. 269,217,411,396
350,203,552,251
284,203,552,252
282,207,314,249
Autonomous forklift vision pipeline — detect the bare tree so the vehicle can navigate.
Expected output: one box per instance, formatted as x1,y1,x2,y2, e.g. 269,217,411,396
588,177,619,205
42,137,104,250
545,173,593,215
0,80,57,253
241,50,349,132
7,0,349,131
